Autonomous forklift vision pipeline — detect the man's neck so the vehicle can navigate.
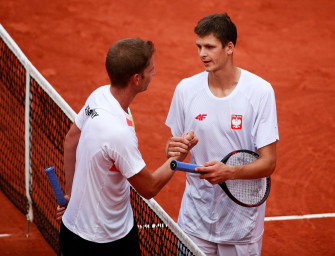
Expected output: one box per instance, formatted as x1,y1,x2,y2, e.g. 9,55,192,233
110,86,135,113
208,65,241,98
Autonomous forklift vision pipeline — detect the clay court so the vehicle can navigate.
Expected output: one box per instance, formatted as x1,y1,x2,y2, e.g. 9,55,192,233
1,0,335,255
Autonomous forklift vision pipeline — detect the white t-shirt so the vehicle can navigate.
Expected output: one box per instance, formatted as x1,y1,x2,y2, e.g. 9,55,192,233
166,69,279,244
62,85,146,243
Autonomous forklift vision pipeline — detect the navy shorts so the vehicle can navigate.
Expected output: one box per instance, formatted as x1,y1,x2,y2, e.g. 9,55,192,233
59,220,141,255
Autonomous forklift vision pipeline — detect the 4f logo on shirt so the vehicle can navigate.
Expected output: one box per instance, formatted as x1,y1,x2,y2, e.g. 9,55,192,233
195,114,207,121
231,115,242,130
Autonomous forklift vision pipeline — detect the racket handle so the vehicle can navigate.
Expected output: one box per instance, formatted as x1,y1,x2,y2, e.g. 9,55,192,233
170,160,200,173
45,166,67,206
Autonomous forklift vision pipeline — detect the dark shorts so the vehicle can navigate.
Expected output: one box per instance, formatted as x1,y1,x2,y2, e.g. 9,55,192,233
59,221,141,256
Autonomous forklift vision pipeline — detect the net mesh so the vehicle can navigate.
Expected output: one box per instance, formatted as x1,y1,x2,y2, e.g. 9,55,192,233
131,189,196,255
29,76,73,252
0,36,27,215
0,25,202,256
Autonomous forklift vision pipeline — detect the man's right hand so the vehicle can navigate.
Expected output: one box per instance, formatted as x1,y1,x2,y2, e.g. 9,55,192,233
165,130,198,161
56,194,70,222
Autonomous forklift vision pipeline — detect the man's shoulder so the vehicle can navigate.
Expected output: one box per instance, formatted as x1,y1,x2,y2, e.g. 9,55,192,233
181,71,207,83
240,69,273,95
176,71,207,91
90,112,136,148
241,69,270,85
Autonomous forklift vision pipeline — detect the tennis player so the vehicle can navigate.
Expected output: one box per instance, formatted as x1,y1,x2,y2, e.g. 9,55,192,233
165,13,279,255
57,38,198,255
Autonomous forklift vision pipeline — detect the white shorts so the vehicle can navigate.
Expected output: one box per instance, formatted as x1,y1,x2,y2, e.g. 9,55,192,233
187,233,263,256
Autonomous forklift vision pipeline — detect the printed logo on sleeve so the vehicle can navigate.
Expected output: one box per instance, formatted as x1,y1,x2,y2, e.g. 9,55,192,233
85,105,99,119
231,115,242,130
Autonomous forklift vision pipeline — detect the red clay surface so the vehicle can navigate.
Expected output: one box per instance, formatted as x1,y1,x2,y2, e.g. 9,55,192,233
1,0,335,255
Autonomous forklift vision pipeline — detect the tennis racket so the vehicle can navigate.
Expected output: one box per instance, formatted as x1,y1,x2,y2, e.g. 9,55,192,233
45,166,67,207
170,150,271,207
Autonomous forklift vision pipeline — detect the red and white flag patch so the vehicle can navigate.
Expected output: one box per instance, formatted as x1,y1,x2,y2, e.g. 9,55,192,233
231,115,242,130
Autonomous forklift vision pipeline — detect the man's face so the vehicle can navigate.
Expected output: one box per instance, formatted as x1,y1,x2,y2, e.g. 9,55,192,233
138,56,156,92
196,34,229,73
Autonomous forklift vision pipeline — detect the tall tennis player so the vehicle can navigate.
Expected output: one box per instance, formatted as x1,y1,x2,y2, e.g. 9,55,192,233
165,13,279,256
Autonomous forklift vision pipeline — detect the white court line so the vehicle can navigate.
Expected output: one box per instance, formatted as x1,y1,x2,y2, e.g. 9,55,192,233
265,213,335,221
0,234,11,238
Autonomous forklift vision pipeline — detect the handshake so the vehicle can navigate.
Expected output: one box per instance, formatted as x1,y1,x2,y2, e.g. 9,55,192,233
165,130,198,162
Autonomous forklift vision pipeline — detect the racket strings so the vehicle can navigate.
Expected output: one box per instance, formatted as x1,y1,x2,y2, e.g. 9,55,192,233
225,152,266,205
226,179,266,204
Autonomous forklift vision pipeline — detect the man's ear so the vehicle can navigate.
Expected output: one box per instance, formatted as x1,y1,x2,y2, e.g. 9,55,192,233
226,41,235,55
131,73,140,85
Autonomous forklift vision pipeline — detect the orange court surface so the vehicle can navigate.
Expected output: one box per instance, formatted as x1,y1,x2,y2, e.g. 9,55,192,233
1,0,335,255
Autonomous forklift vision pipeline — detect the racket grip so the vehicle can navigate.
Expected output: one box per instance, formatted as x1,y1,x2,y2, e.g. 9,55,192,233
45,166,67,206
170,160,200,173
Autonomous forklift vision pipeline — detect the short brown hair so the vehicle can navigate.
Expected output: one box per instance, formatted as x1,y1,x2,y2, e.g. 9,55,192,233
105,38,155,87
194,13,237,47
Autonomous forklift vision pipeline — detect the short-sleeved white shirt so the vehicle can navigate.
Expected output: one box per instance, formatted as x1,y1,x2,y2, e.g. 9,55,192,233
62,85,146,243
166,70,279,244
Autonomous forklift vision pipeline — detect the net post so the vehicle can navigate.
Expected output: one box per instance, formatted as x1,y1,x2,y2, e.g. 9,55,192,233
26,214,30,238
25,68,33,228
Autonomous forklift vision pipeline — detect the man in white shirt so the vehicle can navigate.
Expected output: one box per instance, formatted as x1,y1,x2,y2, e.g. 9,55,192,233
166,13,279,256
58,38,198,255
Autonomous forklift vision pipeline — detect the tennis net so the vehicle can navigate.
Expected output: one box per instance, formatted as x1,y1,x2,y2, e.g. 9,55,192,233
0,24,204,256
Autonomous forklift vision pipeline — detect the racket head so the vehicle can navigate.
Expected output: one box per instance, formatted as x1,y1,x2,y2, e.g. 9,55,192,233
219,150,271,207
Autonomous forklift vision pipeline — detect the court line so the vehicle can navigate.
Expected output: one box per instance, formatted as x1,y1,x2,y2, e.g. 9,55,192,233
0,234,11,238
265,213,335,221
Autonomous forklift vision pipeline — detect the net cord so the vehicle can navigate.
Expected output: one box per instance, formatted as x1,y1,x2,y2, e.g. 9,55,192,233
141,194,205,256
0,24,76,122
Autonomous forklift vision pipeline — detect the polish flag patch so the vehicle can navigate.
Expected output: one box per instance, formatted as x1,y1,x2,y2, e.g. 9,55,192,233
231,115,242,130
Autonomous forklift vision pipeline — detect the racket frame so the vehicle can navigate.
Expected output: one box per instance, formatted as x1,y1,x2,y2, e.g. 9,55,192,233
219,149,271,207
170,150,271,207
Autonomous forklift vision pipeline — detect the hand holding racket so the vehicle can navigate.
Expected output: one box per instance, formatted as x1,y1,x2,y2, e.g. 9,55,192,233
45,166,67,207
170,150,271,207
